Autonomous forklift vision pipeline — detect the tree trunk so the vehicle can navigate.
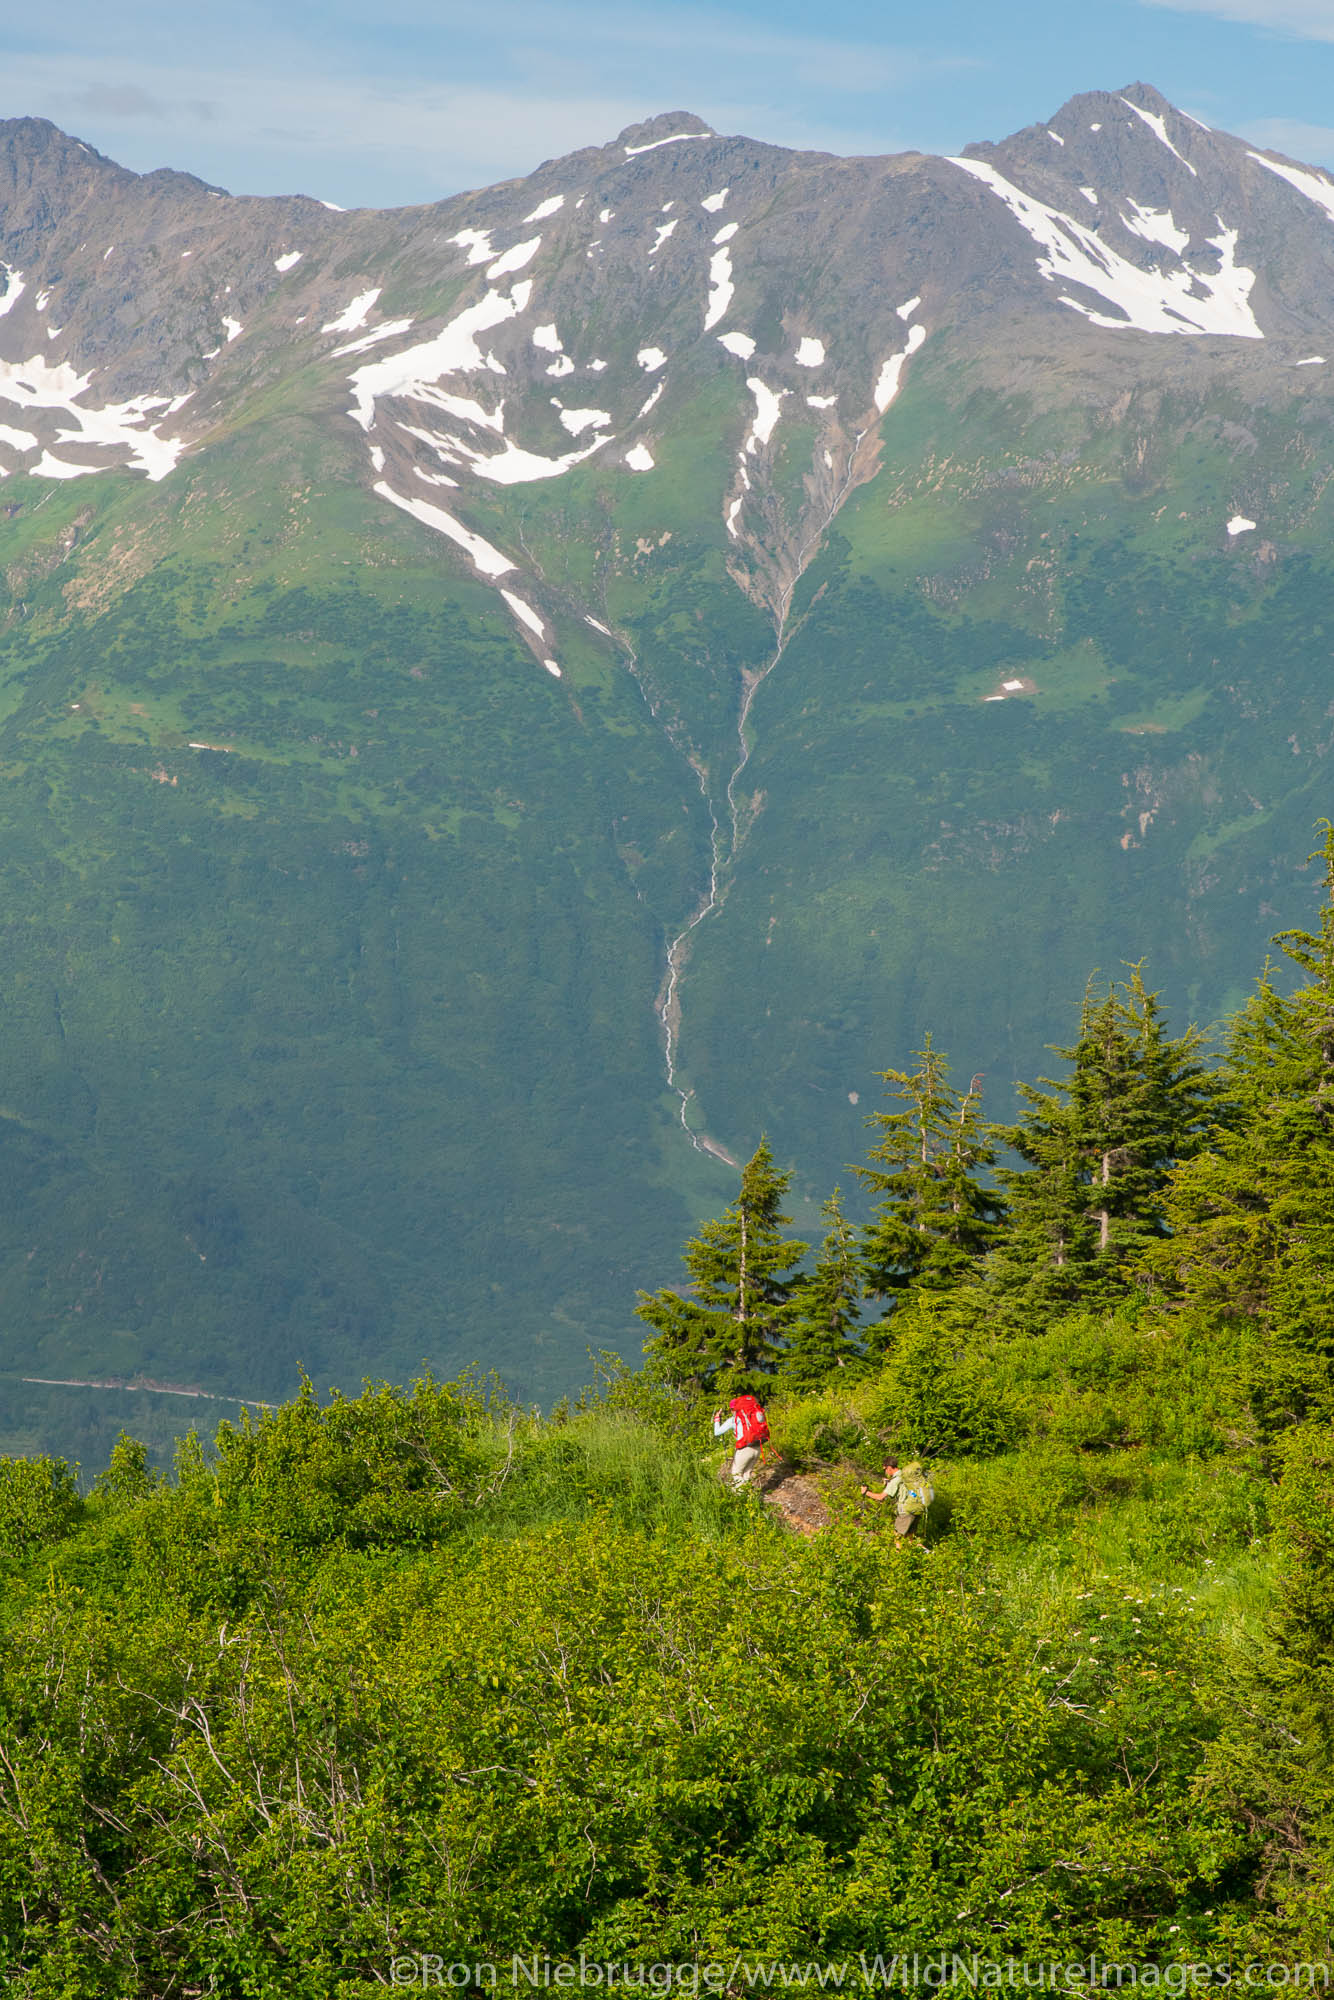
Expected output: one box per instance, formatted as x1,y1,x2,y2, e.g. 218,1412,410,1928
1096,1151,1111,1253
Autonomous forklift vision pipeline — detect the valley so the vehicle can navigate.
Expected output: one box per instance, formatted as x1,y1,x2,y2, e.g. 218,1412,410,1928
1,89,1334,1453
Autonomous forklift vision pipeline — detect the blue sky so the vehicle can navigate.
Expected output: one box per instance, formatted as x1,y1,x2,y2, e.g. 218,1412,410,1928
2,0,1333,209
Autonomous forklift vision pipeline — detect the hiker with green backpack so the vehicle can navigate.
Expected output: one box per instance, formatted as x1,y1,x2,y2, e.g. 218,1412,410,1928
861,1458,933,1540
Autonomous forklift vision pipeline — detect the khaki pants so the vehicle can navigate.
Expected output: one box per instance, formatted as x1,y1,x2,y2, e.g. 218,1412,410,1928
731,1444,761,1486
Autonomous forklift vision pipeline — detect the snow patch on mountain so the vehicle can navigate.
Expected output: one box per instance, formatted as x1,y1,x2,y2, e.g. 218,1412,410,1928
701,188,729,212
638,380,666,417
524,196,565,223
624,132,705,157
637,347,667,371
1119,97,1197,176
744,378,786,450
874,324,926,412
451,229,494,267
347,286,526,430
795,337,826,367
625,443,655,470
33,451,98,478
704,248,734,331
324,290,382,335
1248,150,1334,224
650,219,679,255
374,480,514,575
1122,201,1190,255
558,407,611,436
413,385,508,432
274,252,302,273
445,433,610,486
0,353,187,481
718,332,755,359
501,588,546,635
487,238,541,280
332,320,414,358
950,158,1261,338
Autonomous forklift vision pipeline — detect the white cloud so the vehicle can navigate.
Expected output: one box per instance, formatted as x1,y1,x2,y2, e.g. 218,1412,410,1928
1140,0,1334,36
0,1,978,206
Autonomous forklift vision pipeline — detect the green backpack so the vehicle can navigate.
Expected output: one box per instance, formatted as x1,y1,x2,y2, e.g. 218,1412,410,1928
899,1462,934,1517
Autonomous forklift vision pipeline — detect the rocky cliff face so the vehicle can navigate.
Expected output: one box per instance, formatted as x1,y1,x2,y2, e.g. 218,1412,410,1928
5,85,1333,635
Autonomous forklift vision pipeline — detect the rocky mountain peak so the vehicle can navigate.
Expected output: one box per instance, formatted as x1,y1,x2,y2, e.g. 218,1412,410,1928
0,87,1333,650
613,112,716,152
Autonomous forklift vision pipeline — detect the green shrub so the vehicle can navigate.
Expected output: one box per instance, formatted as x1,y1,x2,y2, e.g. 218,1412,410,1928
768,1394,868,1469
0,1453,80,1555
1118,1457,1268,1569
942,1445,1150,1545
93,1431,158,1505
863,1305,1020,1458
1270,1421,1334,1664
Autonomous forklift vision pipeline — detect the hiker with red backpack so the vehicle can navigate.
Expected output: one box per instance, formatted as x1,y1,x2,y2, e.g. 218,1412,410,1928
713,1393,769,1486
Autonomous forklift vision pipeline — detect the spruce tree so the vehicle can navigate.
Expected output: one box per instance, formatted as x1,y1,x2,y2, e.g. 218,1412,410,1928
853,1040,1002,1332
1156,828,1334,1422
636,1138,807,1395
781,1188,864,1390
990,965,1220,1321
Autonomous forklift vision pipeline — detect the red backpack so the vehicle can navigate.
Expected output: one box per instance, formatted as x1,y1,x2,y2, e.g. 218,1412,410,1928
730,1394,770,1448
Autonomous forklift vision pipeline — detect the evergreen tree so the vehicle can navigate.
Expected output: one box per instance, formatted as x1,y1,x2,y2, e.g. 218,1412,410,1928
853,1039,1002,1334
781,1187,864,1390
990,965,1221,1321
636,1138,807,1394
1156,829,1334,1423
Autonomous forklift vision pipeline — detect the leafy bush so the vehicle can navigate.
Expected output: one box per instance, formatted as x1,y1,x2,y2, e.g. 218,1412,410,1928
0,1452,80,1555
1118,1457,1268,1569
768,1393,869,1469
206,1372,499,1551
863,1303,1020,1458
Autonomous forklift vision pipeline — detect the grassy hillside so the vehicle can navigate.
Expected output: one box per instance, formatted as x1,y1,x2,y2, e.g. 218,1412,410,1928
0,1331,1328,1991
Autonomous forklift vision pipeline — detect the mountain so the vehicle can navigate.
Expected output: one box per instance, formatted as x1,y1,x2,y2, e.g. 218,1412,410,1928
2,86,1334,1456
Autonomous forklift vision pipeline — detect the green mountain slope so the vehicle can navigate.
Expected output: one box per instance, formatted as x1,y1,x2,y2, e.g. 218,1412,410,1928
3,90,1334,1449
